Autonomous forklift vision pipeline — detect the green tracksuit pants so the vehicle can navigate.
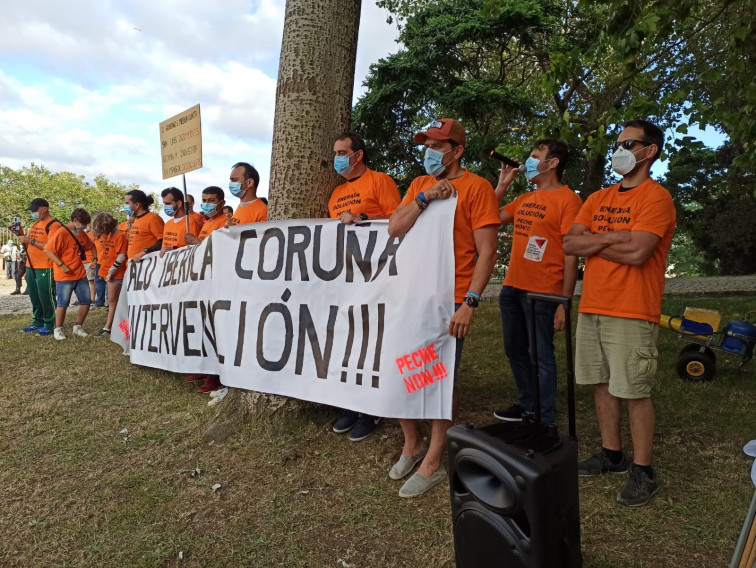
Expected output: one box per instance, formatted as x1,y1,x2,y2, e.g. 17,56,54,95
26,267,56,330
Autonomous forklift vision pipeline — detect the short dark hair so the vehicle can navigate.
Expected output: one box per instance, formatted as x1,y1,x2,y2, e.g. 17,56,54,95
533,139,569,180
187,194,195,204
223,205,234,215
126,189,154,209
71,208,91,225
623,119,664,162
335,132,367,163
161,187,184,205
202,186,225,201
232,162,260,192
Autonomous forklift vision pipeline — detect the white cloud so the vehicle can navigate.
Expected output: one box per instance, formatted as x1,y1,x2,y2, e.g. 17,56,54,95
0,0,401,202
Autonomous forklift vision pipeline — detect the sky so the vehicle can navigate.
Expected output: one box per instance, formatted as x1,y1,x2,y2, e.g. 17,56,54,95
0,0,401,205
0,0,726,208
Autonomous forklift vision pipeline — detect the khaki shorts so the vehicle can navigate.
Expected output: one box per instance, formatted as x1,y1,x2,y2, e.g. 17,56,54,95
575,313,659,399
84,262,95,281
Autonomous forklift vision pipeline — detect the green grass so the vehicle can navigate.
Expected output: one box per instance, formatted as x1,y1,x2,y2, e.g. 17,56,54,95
0,296,754,567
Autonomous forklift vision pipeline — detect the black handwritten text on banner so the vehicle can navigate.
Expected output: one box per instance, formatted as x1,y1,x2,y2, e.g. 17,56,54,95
111,202,457,419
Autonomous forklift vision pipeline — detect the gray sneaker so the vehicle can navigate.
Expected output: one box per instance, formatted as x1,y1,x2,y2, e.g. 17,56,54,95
617,465,661,507
577,450,628,477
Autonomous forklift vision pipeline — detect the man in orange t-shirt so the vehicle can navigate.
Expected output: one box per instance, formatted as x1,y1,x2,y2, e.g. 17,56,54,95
125,190,164,261
328,132,402,442
563,120,676,507
229,162,267,226
160,187,201,254
182,185,230,396
492,139,582,425
387,118,499,498
17,197,64,335
185,186,228,245
43,208,94,340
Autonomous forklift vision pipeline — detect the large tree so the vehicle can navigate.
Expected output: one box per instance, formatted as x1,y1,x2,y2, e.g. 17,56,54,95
209,0,362,437
361,0,755,195
0,163,135,228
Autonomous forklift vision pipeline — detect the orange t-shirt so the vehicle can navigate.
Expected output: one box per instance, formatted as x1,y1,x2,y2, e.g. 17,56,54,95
127,212,164,258
402,169,500,302
117,221,129,232
198,213,228,241
26,218,63,269
232,199,268,225
574,178,676,322
99,231,129,280
162,215,202,249
189,211,205,228
328,168,401,218
502,186,583,295
45,228,94,282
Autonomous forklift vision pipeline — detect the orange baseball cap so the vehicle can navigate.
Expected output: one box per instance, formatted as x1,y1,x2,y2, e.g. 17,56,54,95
413,119,466,146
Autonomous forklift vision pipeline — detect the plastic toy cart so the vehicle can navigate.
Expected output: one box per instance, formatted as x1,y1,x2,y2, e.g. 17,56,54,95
659,307,756,382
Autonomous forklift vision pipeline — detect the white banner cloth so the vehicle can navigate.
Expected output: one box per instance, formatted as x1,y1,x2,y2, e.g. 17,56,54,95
111,199,457,419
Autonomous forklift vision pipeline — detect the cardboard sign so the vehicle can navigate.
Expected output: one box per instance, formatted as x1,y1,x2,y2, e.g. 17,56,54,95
159,104,202,179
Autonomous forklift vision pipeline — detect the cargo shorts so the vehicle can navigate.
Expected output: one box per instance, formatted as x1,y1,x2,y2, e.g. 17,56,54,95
575,313,659,399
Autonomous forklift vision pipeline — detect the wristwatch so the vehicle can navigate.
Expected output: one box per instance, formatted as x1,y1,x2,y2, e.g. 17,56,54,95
359,212,368,221
463,295,479,308
30,238,36,246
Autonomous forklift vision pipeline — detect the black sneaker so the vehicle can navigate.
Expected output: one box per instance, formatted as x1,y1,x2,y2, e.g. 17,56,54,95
493,404,524,422
577,450,629,477
332,410,358,434
97,328,111,337
349,415,383,442
617,465,661,507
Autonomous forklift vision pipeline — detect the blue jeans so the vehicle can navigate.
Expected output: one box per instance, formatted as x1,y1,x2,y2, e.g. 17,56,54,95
93,264,107,307
499,286,558,423
56,277,91,308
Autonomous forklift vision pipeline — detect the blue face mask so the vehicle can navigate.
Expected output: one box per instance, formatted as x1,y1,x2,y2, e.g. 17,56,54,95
525,157,541,181
424,147,450,176
31,211,40,219
334,153,354,176
229,181,244,197
123,204,132,216
163,205,176,216
201,202,217,215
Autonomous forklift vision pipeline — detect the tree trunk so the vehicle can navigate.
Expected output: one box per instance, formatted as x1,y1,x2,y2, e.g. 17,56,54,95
581,153,606,197
268,0,362,219
206,0,362,442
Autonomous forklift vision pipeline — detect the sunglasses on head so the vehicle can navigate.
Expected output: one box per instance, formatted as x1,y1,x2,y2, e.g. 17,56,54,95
611,139,649,152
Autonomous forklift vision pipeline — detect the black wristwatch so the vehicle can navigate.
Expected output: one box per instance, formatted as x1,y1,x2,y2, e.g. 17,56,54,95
463,295,479,308
359,212,368,221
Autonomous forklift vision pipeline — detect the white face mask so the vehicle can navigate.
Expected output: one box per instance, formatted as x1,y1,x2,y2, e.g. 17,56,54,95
611,146,646,176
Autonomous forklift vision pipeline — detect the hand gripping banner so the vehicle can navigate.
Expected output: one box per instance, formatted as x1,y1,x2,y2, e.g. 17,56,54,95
111,198,457,419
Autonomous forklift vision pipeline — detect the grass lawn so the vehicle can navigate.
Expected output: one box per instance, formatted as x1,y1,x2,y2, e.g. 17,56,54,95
1,296,755,567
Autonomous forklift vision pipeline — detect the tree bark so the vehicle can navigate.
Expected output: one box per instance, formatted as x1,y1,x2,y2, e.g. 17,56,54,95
581,154,607,197
206,0,362,441
268,0,362,220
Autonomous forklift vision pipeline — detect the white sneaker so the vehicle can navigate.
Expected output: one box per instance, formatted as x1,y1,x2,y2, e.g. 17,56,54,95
54,327,66,340
73,324,88,337
208,387,229,407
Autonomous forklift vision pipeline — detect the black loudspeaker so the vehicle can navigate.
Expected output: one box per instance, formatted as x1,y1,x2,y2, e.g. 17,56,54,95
448,293,582,567
448,422,581,567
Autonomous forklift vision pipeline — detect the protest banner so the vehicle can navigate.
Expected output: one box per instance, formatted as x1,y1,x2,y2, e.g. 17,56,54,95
159,104,202,179
111,199,458,419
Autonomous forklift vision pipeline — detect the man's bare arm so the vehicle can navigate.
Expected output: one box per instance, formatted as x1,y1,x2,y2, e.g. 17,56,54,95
562,223,630,257
596,231,661,266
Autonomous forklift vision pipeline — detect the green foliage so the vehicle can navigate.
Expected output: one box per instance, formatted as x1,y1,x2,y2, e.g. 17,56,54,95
662,143,756,275
0,163,135,228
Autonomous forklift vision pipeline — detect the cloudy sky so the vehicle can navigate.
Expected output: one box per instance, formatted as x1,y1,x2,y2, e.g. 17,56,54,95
0,0,401,203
